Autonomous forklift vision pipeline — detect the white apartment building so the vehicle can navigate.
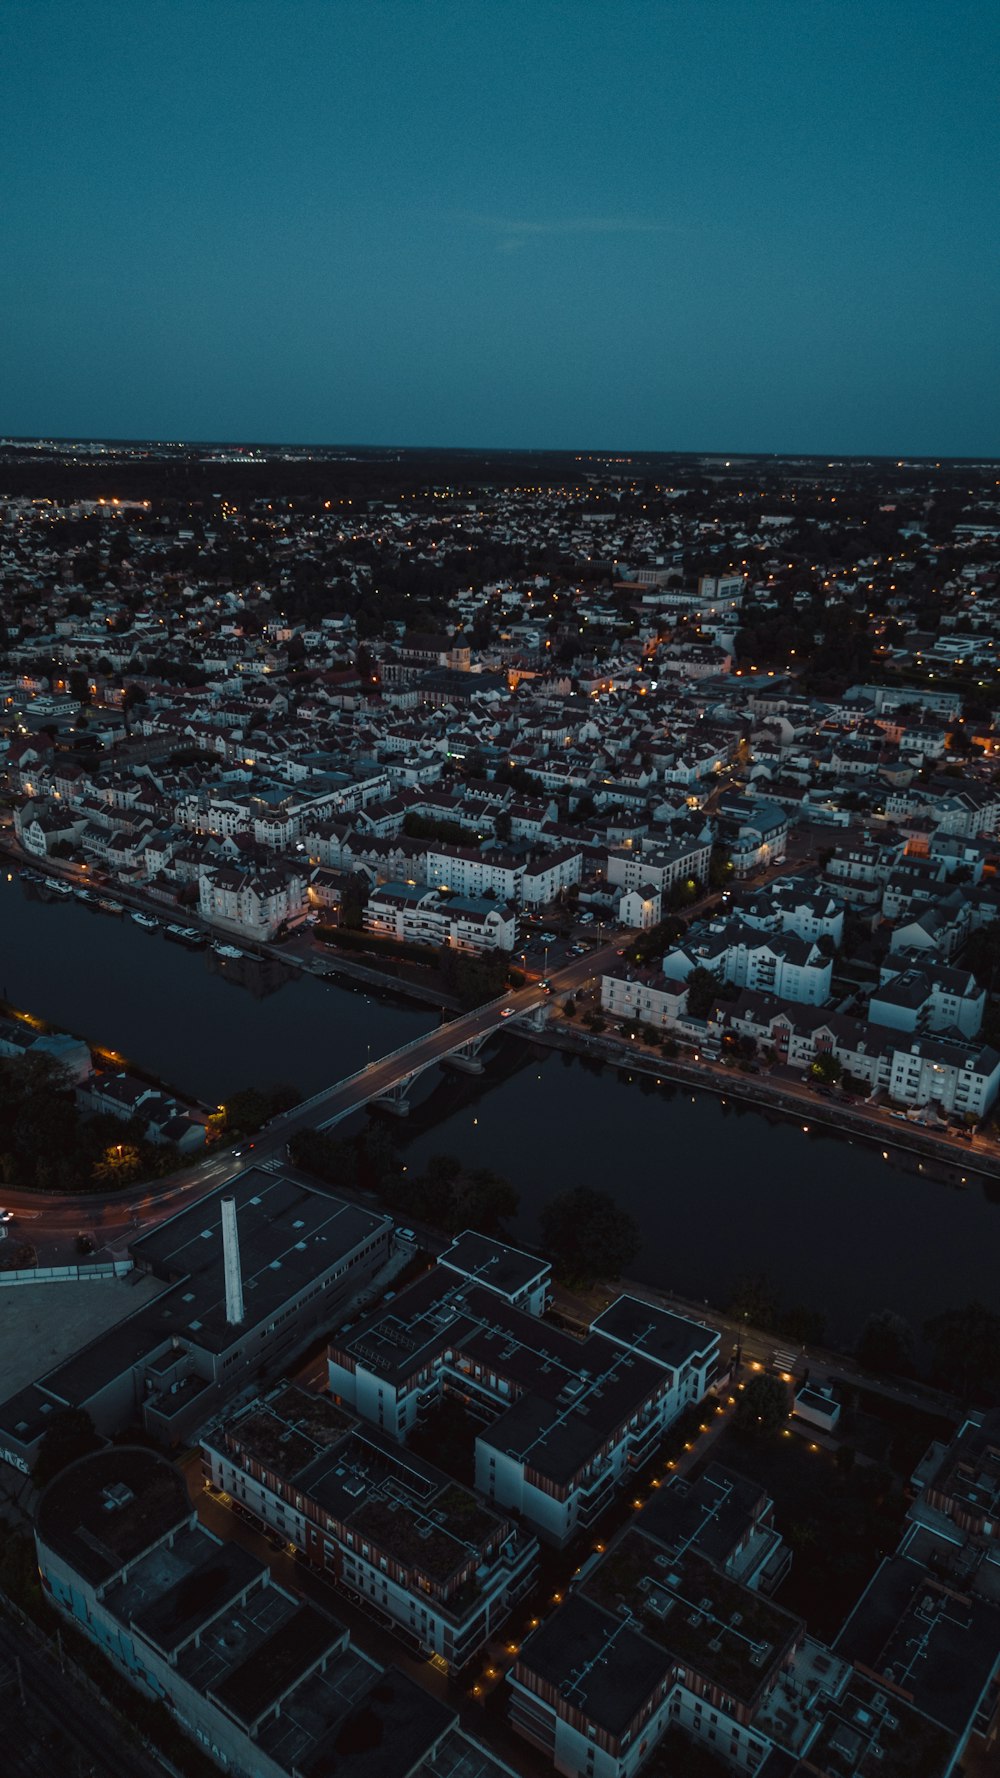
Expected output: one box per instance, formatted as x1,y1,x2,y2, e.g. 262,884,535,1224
521,846,583,908
327,1242,719,1550
661,923,832,1007
363,882,517,953
198,865,305,941
423,844,526,902
202,1386,538,1672
607,836,713,898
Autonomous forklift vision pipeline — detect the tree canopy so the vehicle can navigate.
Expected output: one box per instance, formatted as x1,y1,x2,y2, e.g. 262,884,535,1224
539,1185,640,1287
733,1374,789,1439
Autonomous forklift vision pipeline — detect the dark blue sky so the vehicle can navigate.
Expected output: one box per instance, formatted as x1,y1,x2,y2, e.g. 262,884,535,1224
4,2,998,455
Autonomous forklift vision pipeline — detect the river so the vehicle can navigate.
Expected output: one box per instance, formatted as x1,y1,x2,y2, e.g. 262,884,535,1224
2,870,997,1342
0,871,435,1100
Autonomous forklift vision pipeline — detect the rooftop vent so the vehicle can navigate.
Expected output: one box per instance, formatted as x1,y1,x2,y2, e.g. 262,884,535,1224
102,1483,134,1513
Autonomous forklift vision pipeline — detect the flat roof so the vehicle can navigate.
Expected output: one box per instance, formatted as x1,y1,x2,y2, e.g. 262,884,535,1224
834,1552,1000,1736
0,1273,168,1403
131,1537,262,1657
438,1230,550,1300
299,1665,454,1778
333,1269,670,1485
515,1593,667,1739
211,1602,342,1730
583,1533,801,1708
637,1464,769,1569
215,1386,509,1586
129,1170,390,1355
590,1295,719,1371
36,1447,191,1586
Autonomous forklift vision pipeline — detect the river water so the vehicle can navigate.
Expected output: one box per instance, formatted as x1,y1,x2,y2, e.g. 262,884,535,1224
2,871,997,1341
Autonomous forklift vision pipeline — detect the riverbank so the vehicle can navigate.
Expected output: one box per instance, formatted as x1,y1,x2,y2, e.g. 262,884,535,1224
1,839,463,1013
533,1013,1000,1183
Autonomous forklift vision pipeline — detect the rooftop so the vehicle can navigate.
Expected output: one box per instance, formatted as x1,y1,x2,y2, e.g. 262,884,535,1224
583,1532,801,1706
36,1446,191,1586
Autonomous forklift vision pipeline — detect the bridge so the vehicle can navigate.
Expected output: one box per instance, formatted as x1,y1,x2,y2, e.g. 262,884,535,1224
2,940,625,1249
289,992,552,1125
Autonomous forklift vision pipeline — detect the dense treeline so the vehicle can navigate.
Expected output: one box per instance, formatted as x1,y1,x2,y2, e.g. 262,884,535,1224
0,1055,182,1191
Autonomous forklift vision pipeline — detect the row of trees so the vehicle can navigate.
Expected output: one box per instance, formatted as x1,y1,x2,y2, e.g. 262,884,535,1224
288,1123,641,1286
730,1271,1000,1402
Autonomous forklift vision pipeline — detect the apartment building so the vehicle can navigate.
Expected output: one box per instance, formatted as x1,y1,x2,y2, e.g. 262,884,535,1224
326,1237,719,1549
202,1384,538,1671
363,881,517,953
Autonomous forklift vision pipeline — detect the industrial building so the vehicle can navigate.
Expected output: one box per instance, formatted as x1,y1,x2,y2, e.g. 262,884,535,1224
0,1169,391,1476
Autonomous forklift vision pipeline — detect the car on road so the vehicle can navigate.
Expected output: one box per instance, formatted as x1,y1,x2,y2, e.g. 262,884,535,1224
233,1142,256,1157
0,1209,13,1223
75,1232,94,1254
500,1006,516,1018
395,1226,417,1244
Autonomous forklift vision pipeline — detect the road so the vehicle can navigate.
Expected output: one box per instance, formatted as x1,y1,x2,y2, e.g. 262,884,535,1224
0,935,629,1253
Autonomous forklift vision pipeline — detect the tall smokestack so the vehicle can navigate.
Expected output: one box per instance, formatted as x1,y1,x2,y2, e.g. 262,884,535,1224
221,1197,244,1326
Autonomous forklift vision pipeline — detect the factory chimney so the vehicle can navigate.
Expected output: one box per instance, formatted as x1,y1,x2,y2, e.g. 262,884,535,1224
221,1197,244,1326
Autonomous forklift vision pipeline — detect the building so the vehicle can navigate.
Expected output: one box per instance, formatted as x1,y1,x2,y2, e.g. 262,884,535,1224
654,920,833,1008
363,881,517,953
35,1445,520,1778
202,1383,538,1670
198,864,305,941
327,1239,719,1549
508,1533,806,1778
0,1171,392,1475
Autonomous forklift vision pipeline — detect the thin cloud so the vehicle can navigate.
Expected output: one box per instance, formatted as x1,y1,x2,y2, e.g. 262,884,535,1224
457,212,673,252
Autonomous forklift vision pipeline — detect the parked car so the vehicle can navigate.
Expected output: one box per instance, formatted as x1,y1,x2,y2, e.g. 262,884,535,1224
395,1226,417,1244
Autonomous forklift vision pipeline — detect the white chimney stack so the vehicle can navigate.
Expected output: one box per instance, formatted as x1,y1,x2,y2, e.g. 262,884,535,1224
221,1197,244,1326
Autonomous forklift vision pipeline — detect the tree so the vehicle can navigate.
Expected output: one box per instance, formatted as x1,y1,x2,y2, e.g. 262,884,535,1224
856,1310,917,1378
728,1272,780,1332
495,810,512,843
809,1052,842,1085
539,1186,640,1287
733,1374,788,1439
686,966,722,1019
32,1407,101,1490
924,1301,1000,1400
92,1142,143,1184
223,1082,300,1135
709,845,734,889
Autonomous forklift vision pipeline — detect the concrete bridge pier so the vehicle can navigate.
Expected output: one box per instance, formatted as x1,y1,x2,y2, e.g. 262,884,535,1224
373,1075,417,1117
442,1032,492,1075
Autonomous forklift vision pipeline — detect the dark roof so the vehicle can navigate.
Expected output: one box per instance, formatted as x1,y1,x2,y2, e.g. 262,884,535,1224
299,1666,453,1778
590,1295,719,1372
638,1464,768,1567
438,1229,549,1299
834,1553,1000,1736
211,1602,342,1729
36,1447,191,1586
515,1593,667,1739
133,1539,261,1655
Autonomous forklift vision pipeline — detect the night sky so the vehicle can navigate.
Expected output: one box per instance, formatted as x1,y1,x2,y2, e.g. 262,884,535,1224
4,1,998,455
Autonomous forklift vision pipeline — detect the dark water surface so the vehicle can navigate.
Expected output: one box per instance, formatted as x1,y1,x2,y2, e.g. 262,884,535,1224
0,873,435,1100
3,872,997,1339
